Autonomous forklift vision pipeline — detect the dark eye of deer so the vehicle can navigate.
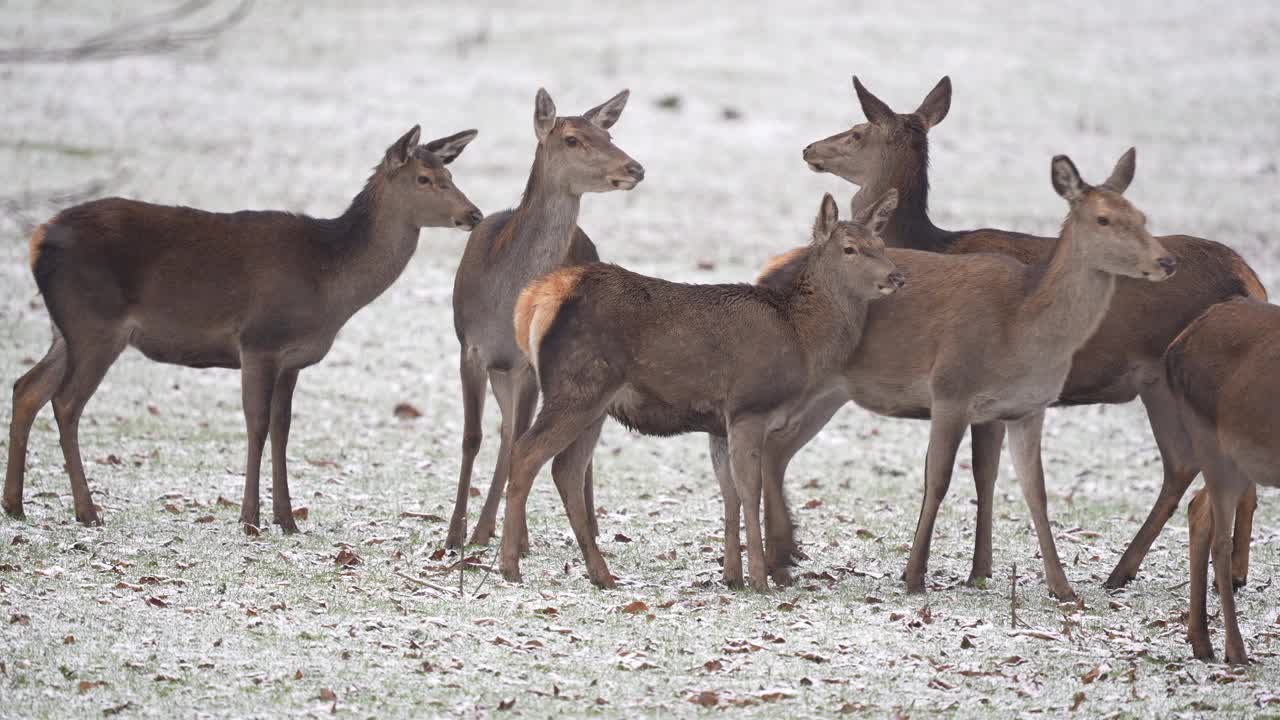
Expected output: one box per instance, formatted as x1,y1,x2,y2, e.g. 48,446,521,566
1097,216,1110,226
850,132,861,142
565,136,579,148
843,246,857,255
417,176,432,186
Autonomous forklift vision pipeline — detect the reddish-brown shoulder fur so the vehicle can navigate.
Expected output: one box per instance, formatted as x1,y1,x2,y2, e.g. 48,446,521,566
754,247,811,292
27,223,48,273
1230,254,1268,301
514,266,587,358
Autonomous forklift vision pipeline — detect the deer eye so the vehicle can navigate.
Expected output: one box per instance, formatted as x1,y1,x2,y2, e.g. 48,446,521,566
564,136,579,148
843,246,857,256
1097,216,1110,226
417,176,432,186
850,131,861,142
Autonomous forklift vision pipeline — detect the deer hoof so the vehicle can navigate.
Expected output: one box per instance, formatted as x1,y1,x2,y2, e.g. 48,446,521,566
1102,569,1135,590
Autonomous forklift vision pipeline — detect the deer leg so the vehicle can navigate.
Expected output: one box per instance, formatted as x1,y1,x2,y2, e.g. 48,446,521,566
1007,411,1075,602
1206,473,1249,664
904,410,967,594
728,418,769,592
968,422,1004,585
550,416,612,588
446,349,487,549
583,460,598,539
709,434,743,589
1105,377,1199,589
761,440,797,588
238,356,276,533
507,368,539,554
1186,488,1214,660
50,332,125,526
469,370,512,547
1230,482,1256,590
4,333,66,519
500,399,609,584
268,369,299,533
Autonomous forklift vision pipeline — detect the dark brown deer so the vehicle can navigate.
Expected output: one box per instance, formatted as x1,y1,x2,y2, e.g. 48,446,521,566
446,88,643,550
500,192,902,589
1168,298,1275,664
4,126,482,532
802,76,1266,591
754,152,1175,601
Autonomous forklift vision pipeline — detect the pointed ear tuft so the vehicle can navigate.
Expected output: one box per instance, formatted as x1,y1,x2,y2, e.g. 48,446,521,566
913,76,951,131
814,193,839,242
424,129,479,165
583,89,630,129
384,125,421,169
1102,147,1136,194
534,88,557,142
866,189,898,235
1051,155,1088,202
852,76,896,126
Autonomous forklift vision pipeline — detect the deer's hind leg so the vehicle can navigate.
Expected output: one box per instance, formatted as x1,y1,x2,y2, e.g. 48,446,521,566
446,348,487,549
968,422,1004,585
550,416,611,587
709,434,743,589
268,368,300,532
4,332,67,519
52,328,128,526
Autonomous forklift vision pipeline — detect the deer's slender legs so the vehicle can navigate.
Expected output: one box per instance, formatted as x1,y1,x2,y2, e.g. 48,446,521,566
1007,410,1076,602
904,409,968,593
269,369,300,532
4,333,66,518
446,349,487,549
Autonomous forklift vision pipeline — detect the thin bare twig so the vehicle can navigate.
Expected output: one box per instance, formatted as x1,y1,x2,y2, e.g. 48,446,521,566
392,569,459,598
0,0,253,64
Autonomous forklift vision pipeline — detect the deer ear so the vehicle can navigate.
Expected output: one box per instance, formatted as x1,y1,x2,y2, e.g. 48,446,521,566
1051,155,1088,202
583,89,630,129
534,88,557,142
913,76,951,131
853,76,896,126
863,189,898,235
384,125,421,169
814,193,839,241
424,129,478,165
1102,147,1136,194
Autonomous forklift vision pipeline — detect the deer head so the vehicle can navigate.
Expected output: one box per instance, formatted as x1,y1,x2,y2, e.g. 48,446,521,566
380,125,483,230
532,88,645,194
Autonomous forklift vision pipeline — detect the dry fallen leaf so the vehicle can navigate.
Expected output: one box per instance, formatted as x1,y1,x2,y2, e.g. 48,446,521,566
334,548,362,567
319,688,337,702
393,402,422,419
77,680,106,694
689,690,720,708
621,600,648,614
497,698,516,711
292,506,308,520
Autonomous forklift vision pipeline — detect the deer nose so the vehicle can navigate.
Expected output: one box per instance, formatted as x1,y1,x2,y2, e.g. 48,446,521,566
465,209,484,227
888,270,906,288
803,143,815,157
1157,255,1178,275
624,162,645,182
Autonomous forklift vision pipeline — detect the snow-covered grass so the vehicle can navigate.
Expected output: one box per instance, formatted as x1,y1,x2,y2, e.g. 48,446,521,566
1,1,1279,717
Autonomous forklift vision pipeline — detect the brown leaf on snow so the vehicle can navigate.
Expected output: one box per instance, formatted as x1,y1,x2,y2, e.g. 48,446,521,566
216,496,239,509
334,549,362,567
796,651,828,663
194,515,216,524
469,487,481,498
103,701,133,716
533,607,558,616
393,402,422,419
96,454,122,466
399,511,444,522
292,507,309,520
703,659,724,672
63,635,75,645
689,691,720,708
77,679,106,694
1070,691,1086,711
429,548,446,561
802,499,822,510
621,600,648,614
497,698,516,711
1082,664,1108,684
613,532,632,543
318,688,338,702
144,596,168,608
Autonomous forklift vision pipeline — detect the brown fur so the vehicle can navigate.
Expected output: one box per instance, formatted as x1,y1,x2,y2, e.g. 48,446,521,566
755,247,809,286
446,88,643,551
3,126,481,529
1166,298,1278,663
804,76,1266,590
514,266,585,357
27,223,48,273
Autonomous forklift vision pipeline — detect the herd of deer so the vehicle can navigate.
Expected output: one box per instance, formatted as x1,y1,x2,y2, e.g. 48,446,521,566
2,77,1274,665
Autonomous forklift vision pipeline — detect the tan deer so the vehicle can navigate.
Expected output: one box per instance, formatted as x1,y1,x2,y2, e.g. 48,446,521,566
802,76,1265,591
446,87,643,551
1169,298,1274,665
751,151,1174,601
500,192,902,589
4,126,481,532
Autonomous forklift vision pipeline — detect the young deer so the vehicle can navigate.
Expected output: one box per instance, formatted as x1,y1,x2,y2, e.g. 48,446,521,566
4,126,481,532
1169,299,1275,664
501,192,902,589
447,88,643,550
755,152,1175,601
802,76,1265,591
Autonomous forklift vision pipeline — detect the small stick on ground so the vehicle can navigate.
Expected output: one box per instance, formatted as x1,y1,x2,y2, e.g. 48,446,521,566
393,569,459,598
1009,563,1026,629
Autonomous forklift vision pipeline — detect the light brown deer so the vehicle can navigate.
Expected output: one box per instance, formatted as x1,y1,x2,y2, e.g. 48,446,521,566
802,76,1266,591
753,151,1174,601
446,87,643,551
4,126,481,532
1169,298,1275,664
501,192,902,589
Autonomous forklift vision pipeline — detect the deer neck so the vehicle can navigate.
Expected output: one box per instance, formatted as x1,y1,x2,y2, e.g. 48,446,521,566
504,150,583,268
787,260,868,378
326,184,421,315
850,147,946,252
1017,222,1116,354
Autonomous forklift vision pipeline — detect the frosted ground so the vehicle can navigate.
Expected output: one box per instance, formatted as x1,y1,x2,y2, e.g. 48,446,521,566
1,1,1279,717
